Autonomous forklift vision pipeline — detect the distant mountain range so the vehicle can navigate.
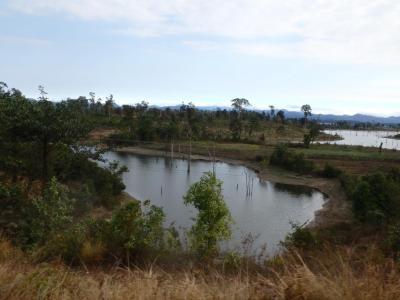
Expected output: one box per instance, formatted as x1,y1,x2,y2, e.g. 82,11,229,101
159,105,400,124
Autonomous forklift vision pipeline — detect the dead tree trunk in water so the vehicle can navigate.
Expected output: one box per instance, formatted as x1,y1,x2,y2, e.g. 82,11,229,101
187,138,191,173
170,139,174,166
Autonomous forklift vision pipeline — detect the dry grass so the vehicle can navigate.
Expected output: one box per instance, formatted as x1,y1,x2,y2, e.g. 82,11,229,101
1,237,400,300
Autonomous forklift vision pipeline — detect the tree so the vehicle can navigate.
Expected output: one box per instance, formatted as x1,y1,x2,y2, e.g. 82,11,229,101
183,172,233,257
231,98,250,112
229,111,242,140
105,94,115,121
301,104,312,126
0,84,91,180
247,114,260,136
269,105,275,118
276,110,285,123
303,123,320,147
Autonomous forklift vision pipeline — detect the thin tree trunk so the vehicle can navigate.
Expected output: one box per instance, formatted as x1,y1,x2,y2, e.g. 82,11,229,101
42,138,48,181
187,138,191,173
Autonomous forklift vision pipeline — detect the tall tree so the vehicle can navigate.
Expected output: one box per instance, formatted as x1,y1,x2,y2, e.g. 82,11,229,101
301,104,312,126
231,98,251,113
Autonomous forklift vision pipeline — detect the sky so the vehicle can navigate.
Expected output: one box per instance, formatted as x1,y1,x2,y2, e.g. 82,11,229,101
1,0,400,116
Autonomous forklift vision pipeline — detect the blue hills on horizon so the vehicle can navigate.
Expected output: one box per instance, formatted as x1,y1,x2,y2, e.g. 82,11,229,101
157,105,400,124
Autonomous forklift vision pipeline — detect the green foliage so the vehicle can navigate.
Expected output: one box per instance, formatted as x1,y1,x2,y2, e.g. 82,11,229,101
321,163,342,178
38,200,170,263
24,178,74,246
109,200,165,256
0,183,26,240
387,224,400,255
184,172,233,257
281,222,318,250
351,170,400,225
270,145,315,174
303,123,320,147
0,85,91,180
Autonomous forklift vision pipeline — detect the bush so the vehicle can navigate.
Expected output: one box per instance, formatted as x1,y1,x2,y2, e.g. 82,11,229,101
0,183,26,241
321,163,342,178
38,200,174,263
351,171,400,225
270,145,315,174
23,178,74,247
387,224,400,256
281,222,318,250
109,200,166,258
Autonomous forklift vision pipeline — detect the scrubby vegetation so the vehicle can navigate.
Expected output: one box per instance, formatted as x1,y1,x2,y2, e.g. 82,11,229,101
2,82,400,299
269,144,315,174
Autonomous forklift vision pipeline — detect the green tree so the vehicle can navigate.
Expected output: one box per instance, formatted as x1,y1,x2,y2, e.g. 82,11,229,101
301,104,312,126
104,94,115,121
229,111,242,140
303,123,320,147
276,110,285,123
231,98,250,112
183,172,233,257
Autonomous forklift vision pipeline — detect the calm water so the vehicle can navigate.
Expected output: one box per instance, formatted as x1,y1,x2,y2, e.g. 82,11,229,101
323,130,400,150
103,152,326,254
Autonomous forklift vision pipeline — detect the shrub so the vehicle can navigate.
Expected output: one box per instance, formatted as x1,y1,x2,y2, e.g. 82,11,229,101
270,145,315,174
351,171,400,225
38,200,171,263
321,163,342,178
184,172,233,257
24,178,74,247
0,183,26,241
108,200,166,258
387,224,400,256
281,222,318,250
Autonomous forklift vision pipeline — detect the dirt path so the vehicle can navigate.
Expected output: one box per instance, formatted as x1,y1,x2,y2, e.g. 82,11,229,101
115,146,352,229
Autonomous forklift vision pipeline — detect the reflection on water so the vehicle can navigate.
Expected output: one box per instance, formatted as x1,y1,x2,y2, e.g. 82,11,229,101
103,152,326,254
323,130,400,150
273,183,315,197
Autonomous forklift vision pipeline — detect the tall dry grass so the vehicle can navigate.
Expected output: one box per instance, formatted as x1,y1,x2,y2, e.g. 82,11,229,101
1,238,400,300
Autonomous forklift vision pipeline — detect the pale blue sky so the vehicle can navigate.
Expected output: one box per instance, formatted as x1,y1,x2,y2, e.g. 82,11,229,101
1,0,400,116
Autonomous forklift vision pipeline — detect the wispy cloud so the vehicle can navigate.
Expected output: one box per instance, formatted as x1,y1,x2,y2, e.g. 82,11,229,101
0,35,51,46
8,0,400,65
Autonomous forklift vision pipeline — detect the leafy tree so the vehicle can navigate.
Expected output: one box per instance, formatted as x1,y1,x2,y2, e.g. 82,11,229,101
104,94,115,121
269,105,275,118
301,104,312,126
246,114,260,137
229,111,242,140
231,98,250,112
303,123,320,147
276,110,285,123
183,172,233,257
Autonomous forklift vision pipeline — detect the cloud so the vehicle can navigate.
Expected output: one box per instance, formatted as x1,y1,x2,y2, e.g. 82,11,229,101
7,0,400,64
0,35,51,46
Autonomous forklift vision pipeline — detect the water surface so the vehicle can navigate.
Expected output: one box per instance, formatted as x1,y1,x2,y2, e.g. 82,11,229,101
323,130,400,150
104,152,326,254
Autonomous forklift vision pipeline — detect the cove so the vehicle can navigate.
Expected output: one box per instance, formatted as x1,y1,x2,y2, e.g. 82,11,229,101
103,151,326,254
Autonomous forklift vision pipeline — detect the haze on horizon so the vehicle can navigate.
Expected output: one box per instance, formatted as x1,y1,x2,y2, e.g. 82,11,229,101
1,0,400,117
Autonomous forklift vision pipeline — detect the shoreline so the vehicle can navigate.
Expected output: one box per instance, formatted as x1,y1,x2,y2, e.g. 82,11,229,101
115,146,351,229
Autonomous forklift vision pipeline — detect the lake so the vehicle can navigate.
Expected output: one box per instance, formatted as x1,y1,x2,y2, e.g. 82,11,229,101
103,151,326,254
323,130,400,150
